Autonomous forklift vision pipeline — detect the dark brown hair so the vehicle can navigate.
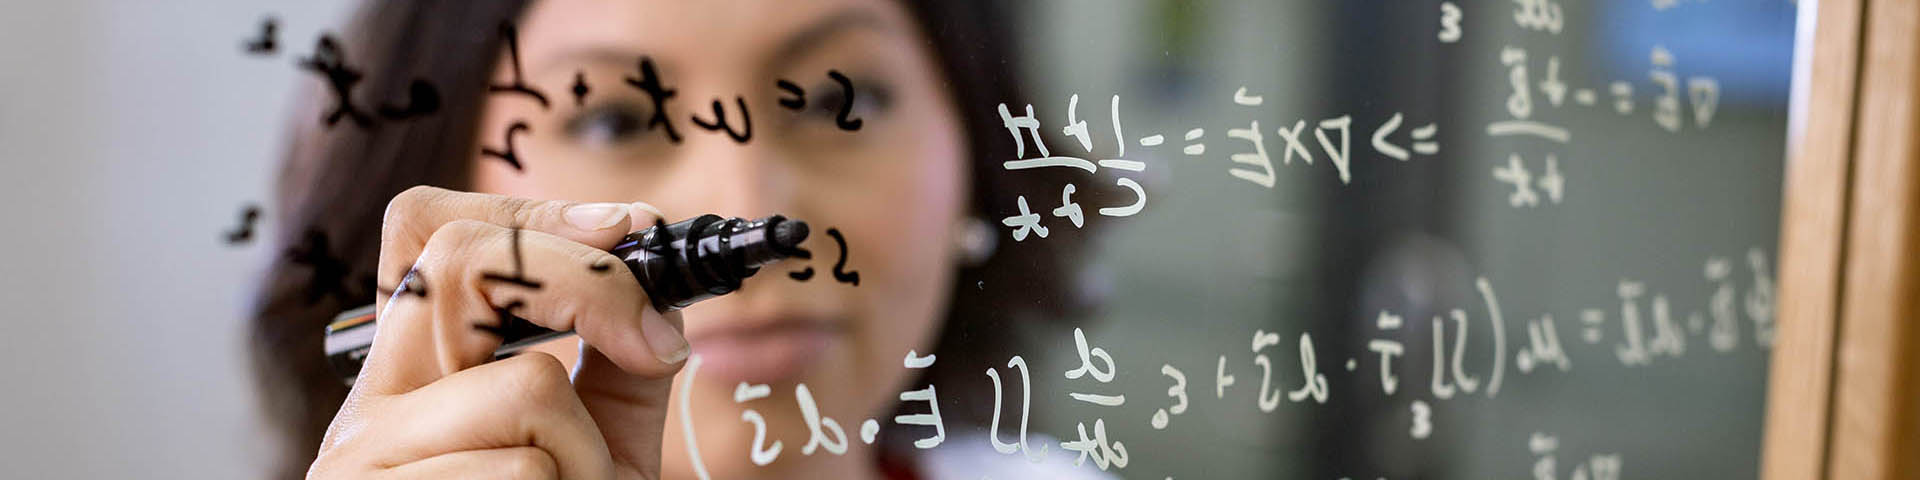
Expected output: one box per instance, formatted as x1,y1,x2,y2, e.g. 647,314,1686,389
250,1,1091,478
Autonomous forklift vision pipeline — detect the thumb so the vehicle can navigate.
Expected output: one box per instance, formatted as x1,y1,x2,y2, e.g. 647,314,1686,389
571,337,684,479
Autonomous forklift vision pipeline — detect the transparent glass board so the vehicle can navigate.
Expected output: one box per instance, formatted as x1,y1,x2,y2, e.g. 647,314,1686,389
0,0,1794,478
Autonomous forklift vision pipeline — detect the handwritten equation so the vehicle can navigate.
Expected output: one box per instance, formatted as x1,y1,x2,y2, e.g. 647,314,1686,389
668,248,1770,478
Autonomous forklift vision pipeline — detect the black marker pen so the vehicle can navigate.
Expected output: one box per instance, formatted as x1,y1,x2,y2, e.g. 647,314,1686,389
323,214,810,384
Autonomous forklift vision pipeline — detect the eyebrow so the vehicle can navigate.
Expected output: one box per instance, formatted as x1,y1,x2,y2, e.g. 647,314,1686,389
764,7,892,72
532,47,640,75
528,7,891,77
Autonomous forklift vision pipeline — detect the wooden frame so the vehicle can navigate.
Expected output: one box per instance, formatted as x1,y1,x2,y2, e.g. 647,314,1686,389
1761,0,1920,478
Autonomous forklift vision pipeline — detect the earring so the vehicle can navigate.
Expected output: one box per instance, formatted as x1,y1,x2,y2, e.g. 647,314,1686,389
953,217,997,266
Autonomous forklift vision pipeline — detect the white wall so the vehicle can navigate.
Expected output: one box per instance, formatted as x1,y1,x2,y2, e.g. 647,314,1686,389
0,1,349,477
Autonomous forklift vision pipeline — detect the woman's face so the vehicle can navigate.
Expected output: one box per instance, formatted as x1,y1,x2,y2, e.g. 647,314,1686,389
470,0,967,477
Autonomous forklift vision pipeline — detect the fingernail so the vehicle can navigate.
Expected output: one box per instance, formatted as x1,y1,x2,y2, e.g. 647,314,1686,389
565,203,629,231
627,201,665,223
642,314,690,364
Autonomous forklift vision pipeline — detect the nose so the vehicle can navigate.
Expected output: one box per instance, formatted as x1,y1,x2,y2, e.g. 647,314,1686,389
671,132,797,220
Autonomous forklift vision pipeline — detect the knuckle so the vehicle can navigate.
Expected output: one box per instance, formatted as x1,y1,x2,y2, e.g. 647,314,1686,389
305,446,376,480
410,220,501,295
383,186,446,230
500,354,572,404
498,448,558,479
504,197,546,229
421,220,498,259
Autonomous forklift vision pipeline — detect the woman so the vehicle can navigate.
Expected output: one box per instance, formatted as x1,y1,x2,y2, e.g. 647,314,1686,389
251,0,1099,478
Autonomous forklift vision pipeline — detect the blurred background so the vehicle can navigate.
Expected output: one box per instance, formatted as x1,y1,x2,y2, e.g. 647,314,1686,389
0,0,1793,478
0,2,349,478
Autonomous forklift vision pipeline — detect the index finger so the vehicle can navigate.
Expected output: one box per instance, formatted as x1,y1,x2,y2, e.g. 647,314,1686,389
375,186,655,307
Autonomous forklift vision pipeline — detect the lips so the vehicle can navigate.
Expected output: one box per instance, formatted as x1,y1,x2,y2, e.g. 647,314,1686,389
685,315,845,385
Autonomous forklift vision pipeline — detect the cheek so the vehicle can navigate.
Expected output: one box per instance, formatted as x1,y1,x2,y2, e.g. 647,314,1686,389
837,104,968,396
865,118,965,312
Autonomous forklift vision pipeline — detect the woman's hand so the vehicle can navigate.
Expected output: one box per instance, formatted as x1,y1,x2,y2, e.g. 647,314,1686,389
306,186,689,480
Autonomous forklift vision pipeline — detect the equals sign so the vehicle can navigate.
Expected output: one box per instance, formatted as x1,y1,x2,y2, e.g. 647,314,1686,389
1411,123,1439,155
1579,308,1605,344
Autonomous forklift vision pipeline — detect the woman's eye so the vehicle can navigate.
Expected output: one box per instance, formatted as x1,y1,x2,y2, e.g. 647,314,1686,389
803,80,893,123
563,103,650,146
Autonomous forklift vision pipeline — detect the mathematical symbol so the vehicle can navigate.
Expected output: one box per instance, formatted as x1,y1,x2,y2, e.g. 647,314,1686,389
787,242,816,281
1182,128,1205,155
1052,184,1085,228
1372,114,1439,161
1228,120,1276,187
1252,330,1281,351
376,79,441,120
1610,81,1634,115
1378,311,1404,329
1580,308,1606,344
1493,154,1539,207
1372,113,1411,161
1573,88,1598,106
1214,355,1235,398
285,229,359,306
1315,116,1354,184
223,204,261,245
488,23,550,109
690,97,753,143
1063,94,1093,151
1277,120,1313,165
825,70,864,131
479,227,543,290
243,16,278,55
1109,95,1126,156
299,35,373,129
570,71,590,107
1232,86,1263,106
998,103,1048,158
1485,120,1571,143
1069,392,1125,406
623,57,684,143
474,299,526,339
1536,155,1564,204
1501,46,1533,119
860,419,880,444
1437,2,1462,43
480,121,531,171
787,243,817,280
775,79,806,110
1409,400,1433,439
472,285,543,348
1514,0,1564,34
1411,123,1439,154
1060,419,1129,470
825,228,860,286
1517,314,1570,373
1689,77,1721,128
1539,56,1567,107
1138,135,1165,146
1530,432,1559,454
